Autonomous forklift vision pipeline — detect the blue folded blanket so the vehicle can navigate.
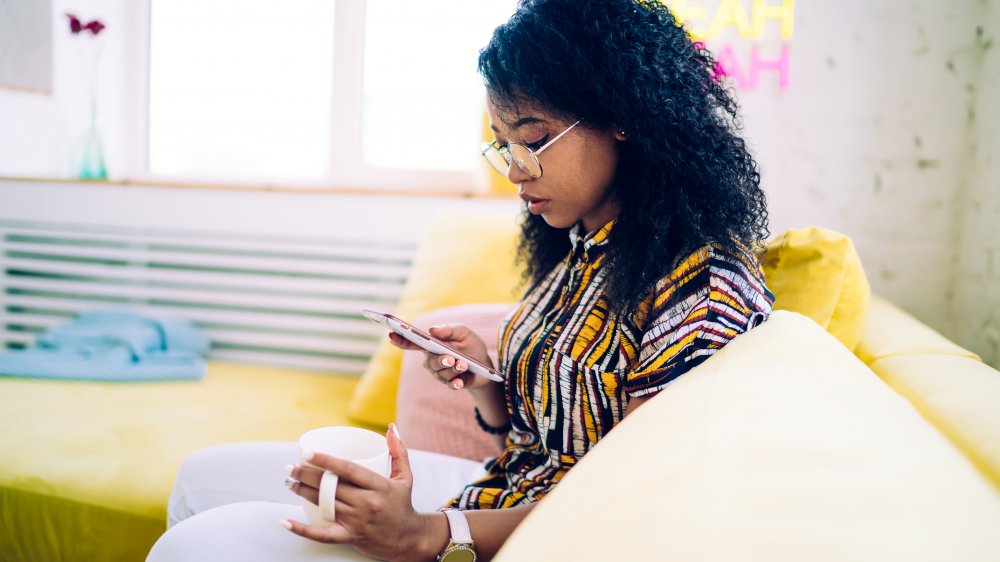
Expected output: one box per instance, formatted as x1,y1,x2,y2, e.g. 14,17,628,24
0,310,209,382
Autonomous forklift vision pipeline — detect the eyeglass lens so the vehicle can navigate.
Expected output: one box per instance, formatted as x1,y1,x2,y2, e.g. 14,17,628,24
481,143,509,176
508,144,541,178
481,143,542,179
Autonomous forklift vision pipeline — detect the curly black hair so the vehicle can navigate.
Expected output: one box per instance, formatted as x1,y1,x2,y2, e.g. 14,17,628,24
479,0,769,315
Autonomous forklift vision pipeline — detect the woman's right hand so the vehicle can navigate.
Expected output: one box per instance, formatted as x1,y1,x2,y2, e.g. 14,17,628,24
387,324,496,392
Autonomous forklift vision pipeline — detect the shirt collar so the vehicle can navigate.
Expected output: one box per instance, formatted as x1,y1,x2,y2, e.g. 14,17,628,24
568,219,616,263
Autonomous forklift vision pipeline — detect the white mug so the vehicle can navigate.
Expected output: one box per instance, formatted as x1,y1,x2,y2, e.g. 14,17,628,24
297,426,391,527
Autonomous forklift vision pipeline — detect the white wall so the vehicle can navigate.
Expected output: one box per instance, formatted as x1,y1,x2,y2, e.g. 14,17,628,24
727,0,992,342
951,2,999,367
0,0,138,179
0,1,996,363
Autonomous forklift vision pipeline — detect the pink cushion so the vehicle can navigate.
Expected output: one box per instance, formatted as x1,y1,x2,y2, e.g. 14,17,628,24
395,304,512,461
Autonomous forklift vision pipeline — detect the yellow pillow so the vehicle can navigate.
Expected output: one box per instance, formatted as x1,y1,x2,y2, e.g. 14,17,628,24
869,353,1000,490
495,311,1000,561
347,213,523,428
761,226,871,351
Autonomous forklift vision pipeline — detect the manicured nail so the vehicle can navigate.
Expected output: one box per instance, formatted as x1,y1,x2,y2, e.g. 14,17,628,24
442,357,454,367
451,379,464,390
300,449,314,462
455,362,467,373
284,477,297,489
390,422,401,441
283,464,295,477
278,519,292,530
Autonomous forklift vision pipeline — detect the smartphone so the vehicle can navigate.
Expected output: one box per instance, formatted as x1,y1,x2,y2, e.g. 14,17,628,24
361,309,504,382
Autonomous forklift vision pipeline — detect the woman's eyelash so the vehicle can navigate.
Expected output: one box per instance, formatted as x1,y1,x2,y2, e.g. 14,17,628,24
524,136,548,150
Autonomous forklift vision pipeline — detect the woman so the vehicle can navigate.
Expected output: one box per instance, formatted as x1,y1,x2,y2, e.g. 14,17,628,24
153,0,773,560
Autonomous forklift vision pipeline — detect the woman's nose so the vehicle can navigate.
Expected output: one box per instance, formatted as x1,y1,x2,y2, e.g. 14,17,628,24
506,160,534,184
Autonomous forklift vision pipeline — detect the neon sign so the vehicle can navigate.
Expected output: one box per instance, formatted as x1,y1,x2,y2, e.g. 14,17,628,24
662,0,795,90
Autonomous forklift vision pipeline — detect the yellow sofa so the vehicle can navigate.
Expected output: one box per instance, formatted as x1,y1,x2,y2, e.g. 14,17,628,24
0,363,361,561
494,305,1000,561
1,224,998,561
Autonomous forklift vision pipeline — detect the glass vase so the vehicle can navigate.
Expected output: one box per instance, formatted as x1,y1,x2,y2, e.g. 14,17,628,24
77,38,108,181
78,120,108,180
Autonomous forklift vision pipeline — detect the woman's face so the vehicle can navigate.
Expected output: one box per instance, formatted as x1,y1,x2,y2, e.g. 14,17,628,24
487,98,625,232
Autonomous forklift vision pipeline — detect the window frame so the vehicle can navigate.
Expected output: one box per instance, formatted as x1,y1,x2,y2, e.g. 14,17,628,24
128,0,490,193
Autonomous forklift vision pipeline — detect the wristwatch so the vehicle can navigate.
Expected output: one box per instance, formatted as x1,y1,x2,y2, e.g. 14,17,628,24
437,509,476,562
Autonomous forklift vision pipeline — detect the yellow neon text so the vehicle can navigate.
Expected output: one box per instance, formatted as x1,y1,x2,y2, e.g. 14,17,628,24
662,0,795,40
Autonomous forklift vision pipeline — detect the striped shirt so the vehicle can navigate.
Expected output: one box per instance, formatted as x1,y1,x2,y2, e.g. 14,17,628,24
448,219,774,509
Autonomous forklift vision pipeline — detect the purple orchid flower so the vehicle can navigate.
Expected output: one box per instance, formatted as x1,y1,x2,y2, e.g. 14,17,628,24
67,13,106,36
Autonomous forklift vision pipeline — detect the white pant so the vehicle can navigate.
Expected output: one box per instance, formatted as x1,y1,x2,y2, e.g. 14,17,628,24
150,442,486,562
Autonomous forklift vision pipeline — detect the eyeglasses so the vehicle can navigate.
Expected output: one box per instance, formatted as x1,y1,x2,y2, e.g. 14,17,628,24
480,119,582,179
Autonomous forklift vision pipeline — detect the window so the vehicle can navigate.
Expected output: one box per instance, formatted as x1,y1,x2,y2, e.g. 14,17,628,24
148,0,335,183
145,0,516,190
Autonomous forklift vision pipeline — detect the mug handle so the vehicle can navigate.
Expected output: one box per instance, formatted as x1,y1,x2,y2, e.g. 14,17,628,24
319,470,338,522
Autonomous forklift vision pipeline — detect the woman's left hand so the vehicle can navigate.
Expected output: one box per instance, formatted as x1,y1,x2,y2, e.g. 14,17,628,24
283,425,428,560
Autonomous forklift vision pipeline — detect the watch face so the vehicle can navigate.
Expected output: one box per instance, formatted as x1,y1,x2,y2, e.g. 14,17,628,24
441,546,476,562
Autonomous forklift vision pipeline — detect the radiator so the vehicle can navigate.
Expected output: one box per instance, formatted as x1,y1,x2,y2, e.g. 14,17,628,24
0,219,416,374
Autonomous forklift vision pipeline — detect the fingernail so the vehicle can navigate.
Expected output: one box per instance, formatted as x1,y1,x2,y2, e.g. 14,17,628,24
455,363,467,373
451,379,464,390
278,519,292,530
284,477,297,489
283,464,295,477
442,357,454,367
301,449,314,462
390,422,401,441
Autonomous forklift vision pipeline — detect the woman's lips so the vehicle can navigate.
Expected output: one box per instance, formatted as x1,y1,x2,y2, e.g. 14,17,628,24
520,193,549,215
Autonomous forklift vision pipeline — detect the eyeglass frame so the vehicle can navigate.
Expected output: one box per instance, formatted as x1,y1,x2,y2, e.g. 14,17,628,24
480,119,583,179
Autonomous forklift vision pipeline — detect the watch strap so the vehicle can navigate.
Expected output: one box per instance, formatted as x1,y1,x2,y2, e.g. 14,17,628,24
443,509,473,545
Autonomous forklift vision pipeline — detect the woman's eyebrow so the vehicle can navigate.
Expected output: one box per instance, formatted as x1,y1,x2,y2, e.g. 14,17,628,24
490,116,546,134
